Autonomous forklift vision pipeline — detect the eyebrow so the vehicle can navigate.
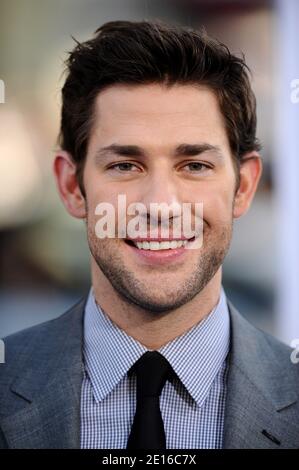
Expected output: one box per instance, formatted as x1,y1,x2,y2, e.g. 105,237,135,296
94,143,224,163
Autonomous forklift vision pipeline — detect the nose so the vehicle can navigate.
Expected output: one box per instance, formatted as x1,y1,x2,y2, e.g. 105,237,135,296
136,170,182,234
141,168,181,206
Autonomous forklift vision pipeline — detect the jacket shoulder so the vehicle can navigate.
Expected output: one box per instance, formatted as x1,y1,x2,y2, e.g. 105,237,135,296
228,300,299,393
0,296,86,392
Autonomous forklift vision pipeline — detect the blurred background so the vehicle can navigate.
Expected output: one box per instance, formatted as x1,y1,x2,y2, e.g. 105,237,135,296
0,0,298,343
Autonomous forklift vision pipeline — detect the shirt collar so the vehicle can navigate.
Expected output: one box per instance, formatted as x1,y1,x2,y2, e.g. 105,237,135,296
83,286,230,407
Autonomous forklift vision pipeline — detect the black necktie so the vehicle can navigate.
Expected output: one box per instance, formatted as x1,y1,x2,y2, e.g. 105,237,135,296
126,351,174,450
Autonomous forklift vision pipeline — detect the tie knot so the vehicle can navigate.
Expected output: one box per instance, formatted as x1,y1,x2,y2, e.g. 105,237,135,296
130,351,174,398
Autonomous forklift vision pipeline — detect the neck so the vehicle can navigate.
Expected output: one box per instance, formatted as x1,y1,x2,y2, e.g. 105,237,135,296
91,262,222,350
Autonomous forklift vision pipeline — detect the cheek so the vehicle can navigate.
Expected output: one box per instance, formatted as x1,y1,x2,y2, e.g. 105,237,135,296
83,162,115,206
200,188,234,224
85,178,117,212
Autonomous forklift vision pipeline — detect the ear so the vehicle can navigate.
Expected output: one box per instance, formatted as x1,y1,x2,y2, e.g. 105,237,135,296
53,151,86,219
233,151,263,219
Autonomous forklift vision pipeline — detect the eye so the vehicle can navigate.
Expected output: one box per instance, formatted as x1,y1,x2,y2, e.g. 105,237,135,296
108,162,140,172
182,162,211,173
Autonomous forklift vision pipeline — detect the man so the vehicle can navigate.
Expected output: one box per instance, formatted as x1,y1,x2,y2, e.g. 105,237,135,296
0,20,298,449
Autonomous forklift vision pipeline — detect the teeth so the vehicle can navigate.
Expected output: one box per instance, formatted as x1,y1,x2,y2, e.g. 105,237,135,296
134,240,189,250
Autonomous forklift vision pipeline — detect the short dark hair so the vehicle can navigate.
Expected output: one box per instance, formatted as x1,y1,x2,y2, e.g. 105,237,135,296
59,20,261,195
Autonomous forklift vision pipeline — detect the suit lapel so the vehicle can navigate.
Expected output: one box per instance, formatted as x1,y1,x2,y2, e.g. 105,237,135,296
2,294,298,449
1,297,86,449
223,301,299,449
1,366,82,448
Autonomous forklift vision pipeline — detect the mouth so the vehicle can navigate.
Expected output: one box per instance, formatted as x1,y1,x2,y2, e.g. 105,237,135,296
124,236,196,251
123,235,199,266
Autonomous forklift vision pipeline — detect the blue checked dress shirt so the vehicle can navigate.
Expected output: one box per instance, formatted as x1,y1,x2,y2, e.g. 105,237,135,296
80,285,230,449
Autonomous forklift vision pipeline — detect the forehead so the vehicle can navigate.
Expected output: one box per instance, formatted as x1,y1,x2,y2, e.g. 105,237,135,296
90,83,229,149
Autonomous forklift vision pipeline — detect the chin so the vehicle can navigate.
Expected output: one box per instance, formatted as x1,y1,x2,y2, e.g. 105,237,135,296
128,292,189,314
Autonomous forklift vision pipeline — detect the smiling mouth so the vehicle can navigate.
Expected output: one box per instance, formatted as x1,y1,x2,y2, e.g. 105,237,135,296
124,236,196,251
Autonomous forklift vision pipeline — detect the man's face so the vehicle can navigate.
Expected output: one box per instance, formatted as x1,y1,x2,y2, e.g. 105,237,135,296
82,83,236,313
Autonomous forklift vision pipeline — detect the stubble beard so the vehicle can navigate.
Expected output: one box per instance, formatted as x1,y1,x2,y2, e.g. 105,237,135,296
86,213,233,315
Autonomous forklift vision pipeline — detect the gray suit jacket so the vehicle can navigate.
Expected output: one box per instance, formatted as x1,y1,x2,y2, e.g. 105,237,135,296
0,296,298,449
